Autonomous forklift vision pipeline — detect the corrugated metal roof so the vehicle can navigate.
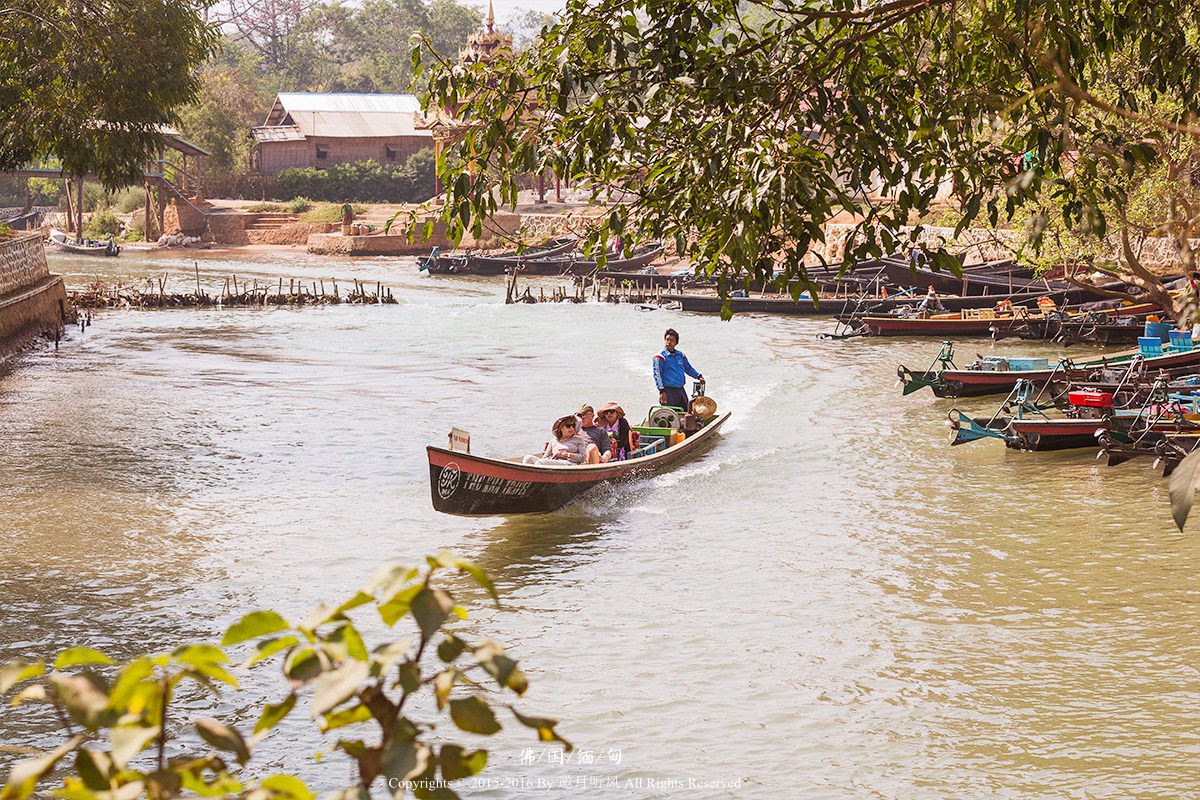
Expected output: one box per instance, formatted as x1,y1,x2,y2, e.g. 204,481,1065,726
250,125,306,143
276,93,422,114
263,93,431,139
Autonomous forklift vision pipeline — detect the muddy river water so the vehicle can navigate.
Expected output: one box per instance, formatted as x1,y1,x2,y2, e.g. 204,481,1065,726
1,248,1197,798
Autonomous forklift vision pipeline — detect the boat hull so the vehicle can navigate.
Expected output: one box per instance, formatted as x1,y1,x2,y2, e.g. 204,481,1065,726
904,346,1200,398
878,257,1116,301
680,289,1101,317
427,412,730,515
1009,419,1109,450
859,315,1031,336
419,237,578,274
520,244,665,276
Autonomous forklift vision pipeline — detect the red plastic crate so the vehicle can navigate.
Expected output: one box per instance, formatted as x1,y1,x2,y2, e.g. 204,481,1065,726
1068,390,1113,408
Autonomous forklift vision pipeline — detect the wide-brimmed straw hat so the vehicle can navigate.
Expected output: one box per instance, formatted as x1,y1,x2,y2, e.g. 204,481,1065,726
599,402,624,418
691,396,718,420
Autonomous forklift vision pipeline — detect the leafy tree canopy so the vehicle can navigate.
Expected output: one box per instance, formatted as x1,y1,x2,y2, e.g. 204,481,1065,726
0,0,219,188
220,0,482,93
419,0,1200,305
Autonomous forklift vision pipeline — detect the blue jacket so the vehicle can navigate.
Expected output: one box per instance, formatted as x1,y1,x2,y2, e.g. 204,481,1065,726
653,347,701,389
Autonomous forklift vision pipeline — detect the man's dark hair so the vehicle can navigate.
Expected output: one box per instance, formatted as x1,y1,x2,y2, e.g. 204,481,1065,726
665,328,679,341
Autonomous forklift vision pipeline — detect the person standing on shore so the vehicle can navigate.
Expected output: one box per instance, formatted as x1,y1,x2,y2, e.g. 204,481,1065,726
653,327,703,409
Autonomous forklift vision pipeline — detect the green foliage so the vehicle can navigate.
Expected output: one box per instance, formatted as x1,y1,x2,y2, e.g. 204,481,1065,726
177,50,271,175
298,203,367,223
112,187,147,214
26,178,64,205
417,0,1200,298
216,0,479,95
0,554,569,800
84,209,123,238
0,0,219,188
286,197,313,214
80,183,108,213
274,154,435,203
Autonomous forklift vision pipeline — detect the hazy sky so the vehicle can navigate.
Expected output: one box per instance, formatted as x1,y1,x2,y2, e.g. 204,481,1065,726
481,0,566,23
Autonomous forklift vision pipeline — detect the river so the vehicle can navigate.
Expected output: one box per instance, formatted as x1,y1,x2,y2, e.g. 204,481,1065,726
1,247,1197,798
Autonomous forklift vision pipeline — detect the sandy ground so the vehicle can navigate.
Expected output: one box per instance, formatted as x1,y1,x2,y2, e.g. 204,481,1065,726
203,189,595,218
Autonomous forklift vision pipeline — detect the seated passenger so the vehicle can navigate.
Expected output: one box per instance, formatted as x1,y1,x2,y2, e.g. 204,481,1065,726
596,402,634,460
522,415,598,465
918,285,943,314
577,404,614,463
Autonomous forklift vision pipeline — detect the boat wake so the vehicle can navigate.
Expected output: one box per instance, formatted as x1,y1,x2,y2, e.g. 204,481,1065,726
572,445,780,515
703,379,781,434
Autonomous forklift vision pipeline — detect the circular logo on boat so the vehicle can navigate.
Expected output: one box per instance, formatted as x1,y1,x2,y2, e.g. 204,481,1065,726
437,462,461,499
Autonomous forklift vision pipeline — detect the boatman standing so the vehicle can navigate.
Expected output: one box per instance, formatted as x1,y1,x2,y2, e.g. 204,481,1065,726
654,328,703,410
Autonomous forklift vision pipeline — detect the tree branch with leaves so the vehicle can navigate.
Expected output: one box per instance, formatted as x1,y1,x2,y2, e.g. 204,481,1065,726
416,0,1200,315
0,553,569,800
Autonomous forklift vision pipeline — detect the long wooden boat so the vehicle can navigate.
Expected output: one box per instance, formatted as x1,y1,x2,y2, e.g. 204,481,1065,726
668,287,1088,316
1100,430,1200,474
879,256,1119,302
519,243,665,276
952,411,1198,451
48,228,120,256
946,374,1200,451
418,236,578,274
1048,318,1153,345
428,411,730,515
852,300,1160,338
900,340,1200,398
592,268,704,290
850,311,1042,337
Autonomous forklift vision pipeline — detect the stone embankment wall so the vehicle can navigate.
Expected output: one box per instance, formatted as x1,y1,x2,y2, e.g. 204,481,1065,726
0,233,67,357
205,213,252,245
249,222,336,246
518,211,606,240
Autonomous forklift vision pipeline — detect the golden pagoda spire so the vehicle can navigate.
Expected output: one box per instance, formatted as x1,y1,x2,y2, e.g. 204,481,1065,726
460,0,512,64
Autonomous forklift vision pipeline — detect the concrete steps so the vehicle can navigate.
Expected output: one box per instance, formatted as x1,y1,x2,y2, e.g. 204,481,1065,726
245,213,298,231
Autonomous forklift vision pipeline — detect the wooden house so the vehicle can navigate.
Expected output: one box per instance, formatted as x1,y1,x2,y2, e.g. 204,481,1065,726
251,93,433,174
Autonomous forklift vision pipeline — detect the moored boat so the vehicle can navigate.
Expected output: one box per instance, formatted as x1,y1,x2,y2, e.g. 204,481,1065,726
520,242,665,276
669,287,1096,317
878,254,1123,302
948,381,1198,451
418,236,578,274
850,308,1047,337
846,300,1159,339
899,334,1200,398
48,228,120,256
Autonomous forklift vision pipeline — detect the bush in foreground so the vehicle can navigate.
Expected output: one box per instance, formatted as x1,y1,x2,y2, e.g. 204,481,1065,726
0,553,568,800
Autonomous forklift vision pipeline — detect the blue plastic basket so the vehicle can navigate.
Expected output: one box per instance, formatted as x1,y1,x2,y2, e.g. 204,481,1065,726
1145,321,1172,342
